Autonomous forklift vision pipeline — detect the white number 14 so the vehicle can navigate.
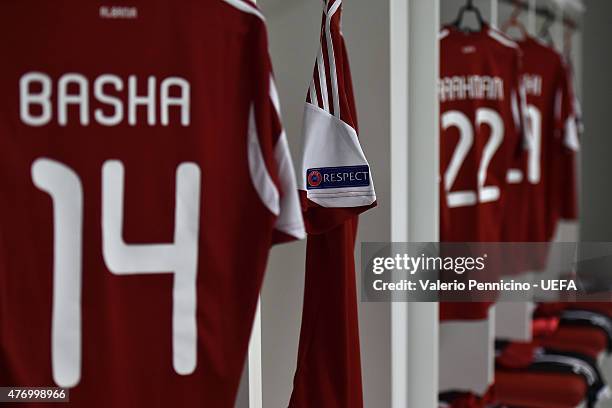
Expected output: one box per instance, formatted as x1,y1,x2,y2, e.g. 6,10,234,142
31,158,201,388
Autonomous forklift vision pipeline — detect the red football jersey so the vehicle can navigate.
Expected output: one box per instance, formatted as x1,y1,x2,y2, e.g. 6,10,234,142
0,1,304,407
439,25,525,243
289,1,376,407
504,37,579,243
439,25,525,321
554,61,580,223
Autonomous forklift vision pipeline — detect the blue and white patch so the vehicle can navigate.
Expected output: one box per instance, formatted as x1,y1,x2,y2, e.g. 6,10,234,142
306,165,370,190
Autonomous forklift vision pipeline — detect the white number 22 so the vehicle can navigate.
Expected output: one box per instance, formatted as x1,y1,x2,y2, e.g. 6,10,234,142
31,158,201,388
442,108,504,208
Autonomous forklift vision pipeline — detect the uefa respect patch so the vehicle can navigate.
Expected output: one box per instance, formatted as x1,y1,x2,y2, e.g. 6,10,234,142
306,165,371,190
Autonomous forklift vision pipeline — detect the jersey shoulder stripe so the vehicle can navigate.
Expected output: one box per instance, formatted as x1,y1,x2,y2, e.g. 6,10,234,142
487,28,519,49
533,36,552,49
324,0,342,14
324,0,342,118
439,28,450,40
221,0,264,21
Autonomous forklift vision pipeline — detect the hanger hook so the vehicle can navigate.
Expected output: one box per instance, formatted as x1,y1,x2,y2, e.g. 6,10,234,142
509,0,523,22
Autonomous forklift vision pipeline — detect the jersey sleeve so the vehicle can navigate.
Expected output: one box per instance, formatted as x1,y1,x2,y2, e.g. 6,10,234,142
249,12,305,243
506,46,530,185
553,61,580,220
300,1,376,234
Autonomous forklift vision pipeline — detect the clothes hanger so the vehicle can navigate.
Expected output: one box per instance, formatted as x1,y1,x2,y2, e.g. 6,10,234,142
501,0,529,40
538,14,555,46
452,0,485,32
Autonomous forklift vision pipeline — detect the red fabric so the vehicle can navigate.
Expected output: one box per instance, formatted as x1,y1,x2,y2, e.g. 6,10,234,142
289,217,364,408
535,302,612,319
290,1,375,407
442,387,496,408
569,302,612,317
439,25,525,320
0,1,302,407
534,302,569,317
496,342,538,369
439,24,524,244
554,61,580,222
532,305,608,358
532,316,561,338
535,326,608,359
504,37,579,245
496,370,587,408
440,303,492,321
496,325,605,407
497,326,607,372
443,393,485,408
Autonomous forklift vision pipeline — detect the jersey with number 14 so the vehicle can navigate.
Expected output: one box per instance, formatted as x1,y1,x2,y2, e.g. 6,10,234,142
0,1,304,407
